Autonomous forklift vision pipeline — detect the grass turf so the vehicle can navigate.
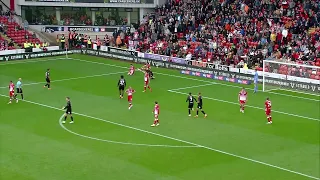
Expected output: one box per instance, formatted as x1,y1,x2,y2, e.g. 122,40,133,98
0,54,319,180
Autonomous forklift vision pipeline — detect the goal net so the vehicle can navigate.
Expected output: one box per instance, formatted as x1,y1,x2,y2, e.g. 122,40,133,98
262,60,320,95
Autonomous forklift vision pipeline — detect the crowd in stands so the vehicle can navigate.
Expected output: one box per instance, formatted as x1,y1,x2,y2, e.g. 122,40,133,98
0,10,44,50
120,0,320,69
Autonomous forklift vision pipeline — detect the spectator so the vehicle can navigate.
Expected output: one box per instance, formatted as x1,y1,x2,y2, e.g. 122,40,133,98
32,32,37,39
121,0,319,68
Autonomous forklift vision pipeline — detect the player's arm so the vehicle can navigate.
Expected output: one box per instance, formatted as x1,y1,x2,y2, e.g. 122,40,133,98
194,96,197,102
62,104,67,110
186,96,189,102
117,80,120,87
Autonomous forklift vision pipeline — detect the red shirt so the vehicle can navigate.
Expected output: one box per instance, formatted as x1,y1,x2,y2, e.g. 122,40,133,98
9,83,14,92
265,100,272,110
126,89,135,96
154,104,160,114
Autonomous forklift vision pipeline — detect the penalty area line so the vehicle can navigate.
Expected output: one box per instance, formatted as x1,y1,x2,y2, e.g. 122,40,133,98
0,94,318,179
58,114,198,148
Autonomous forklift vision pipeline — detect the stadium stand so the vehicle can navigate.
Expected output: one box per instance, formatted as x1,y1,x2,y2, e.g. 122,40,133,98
0,11,43,49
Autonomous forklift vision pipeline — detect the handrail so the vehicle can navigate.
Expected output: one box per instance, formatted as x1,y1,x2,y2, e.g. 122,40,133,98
0,0,10,12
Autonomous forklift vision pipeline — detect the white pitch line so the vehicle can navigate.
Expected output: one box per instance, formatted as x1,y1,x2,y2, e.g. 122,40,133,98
0,57,65,65
168,83,215,91
275,88,320,97
70,58,320,121
267,91,319,102
58,114,198,148
0,71,127,89
0,94,318,180
168,90,320,122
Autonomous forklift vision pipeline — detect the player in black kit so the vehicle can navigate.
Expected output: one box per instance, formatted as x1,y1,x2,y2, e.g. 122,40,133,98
118,75,126,98
186,92,197,116
62,97,74,124
195,92,207,118
44,68,51,89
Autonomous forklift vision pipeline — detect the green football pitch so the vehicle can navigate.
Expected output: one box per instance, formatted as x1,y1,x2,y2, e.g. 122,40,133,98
0,54,319,180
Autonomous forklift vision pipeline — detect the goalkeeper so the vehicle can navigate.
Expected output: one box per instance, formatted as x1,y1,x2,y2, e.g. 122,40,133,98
254,69,258,93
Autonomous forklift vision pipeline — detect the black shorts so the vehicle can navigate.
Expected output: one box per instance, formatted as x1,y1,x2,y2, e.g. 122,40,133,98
188,103,194,109
66,109,72,114
197,104,202,109
119,85,125,91
16,88,23,93
46,78,50,83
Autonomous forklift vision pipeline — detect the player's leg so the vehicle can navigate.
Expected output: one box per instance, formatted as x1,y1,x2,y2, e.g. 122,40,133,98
241,102,245,112
44,78,48,87
20,89,24,100
8,93,12,104
188,104,192,116
128,97,133,109
69,113,74,123
201,108,207,118
195,107,199,117
267,113,272,124
47,81,51,89
239,102,244,113
119,87,123,98
62,113,68,123
143,82,147,92
121,89,125,97
151,115,159,127
155,114,159,125
254,83,258,93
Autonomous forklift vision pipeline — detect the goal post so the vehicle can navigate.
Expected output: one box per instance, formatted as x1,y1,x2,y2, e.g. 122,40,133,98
262,60,320,95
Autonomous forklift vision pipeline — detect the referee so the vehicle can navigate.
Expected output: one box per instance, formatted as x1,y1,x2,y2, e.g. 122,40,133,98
62,97,74,124
186,92,197,116
15,78,23,102
118,75,126,98
44,68,51,89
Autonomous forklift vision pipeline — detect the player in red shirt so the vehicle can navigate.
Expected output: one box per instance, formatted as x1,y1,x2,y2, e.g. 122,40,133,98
142,63,154,79
8,81,16,104
126,87,135,109
142,63,151,71
143,72,152,92
151,101,160,127
128,64,135,76
265,97,272,124
238,87,248,113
